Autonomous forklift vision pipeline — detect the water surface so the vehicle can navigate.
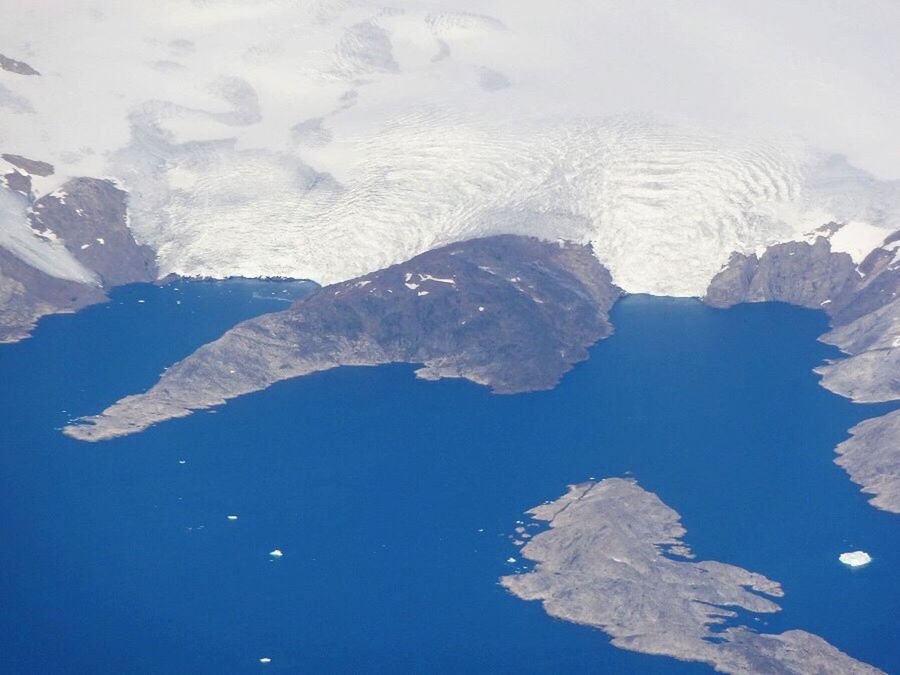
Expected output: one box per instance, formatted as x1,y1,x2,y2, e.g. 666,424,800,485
0,284,897,673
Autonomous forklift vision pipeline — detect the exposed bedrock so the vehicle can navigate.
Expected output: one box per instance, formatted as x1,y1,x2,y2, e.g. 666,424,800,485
835,411,900,514
705,234,900,338
1,170,31,196
0,54,40,76
502,478,882,674
64,235,621,441
0,247,105,344
815,348,900,403
28,177,158,287
1,153,53,177
704,237,857,311
0,165,158,342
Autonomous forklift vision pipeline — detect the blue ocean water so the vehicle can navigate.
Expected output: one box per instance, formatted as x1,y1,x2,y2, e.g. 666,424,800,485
0,283,897,674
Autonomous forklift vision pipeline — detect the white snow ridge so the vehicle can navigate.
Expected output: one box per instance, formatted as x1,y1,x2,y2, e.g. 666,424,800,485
1,1,899,294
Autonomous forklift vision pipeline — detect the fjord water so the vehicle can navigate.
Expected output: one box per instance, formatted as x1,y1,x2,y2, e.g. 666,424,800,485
1,284,897,674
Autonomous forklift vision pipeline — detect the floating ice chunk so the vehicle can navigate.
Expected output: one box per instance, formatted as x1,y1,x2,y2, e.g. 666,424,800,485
96,238,105,245
259,657,272,664
478,306,485,312
137,299,145,304
417,290,429,296
269,549,283,558
227,515,238,521
506,557,517,563
839,550,871,567
178,459,186,464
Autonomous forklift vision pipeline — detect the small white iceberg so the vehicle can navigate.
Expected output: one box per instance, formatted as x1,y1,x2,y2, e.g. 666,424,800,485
227,515,239,521
506,557,517,563
269,549,283,558
839,551,871,567
259,657,272,664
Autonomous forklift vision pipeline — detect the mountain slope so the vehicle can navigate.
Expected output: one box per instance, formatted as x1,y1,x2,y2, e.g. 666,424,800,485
0,158,157,342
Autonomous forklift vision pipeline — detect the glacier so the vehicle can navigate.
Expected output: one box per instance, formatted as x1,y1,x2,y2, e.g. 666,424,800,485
2,0,900,295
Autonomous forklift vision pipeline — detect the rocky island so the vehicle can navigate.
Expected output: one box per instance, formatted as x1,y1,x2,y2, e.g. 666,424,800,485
64,235,620,440
502,478,882,674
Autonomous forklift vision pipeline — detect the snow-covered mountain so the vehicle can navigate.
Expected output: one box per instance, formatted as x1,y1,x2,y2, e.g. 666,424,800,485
2,0,900,296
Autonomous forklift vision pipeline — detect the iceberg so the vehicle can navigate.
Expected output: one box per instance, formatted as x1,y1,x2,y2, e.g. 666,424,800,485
269,549,283,558
838,551,871,567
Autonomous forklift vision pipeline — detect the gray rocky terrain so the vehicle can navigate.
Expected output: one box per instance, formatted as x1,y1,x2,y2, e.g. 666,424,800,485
815,349,900,403
1,153,53,176
703,237,857,310
64,235,620,441
28,177,157,287
835,411,900,514
0,54,40,76
705,227,900,512
0,247,105,343
0,155,157,342
502,478,882,675
1,169,31,197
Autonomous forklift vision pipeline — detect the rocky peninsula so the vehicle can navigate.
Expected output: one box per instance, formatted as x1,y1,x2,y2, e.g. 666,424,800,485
64,235,620,441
